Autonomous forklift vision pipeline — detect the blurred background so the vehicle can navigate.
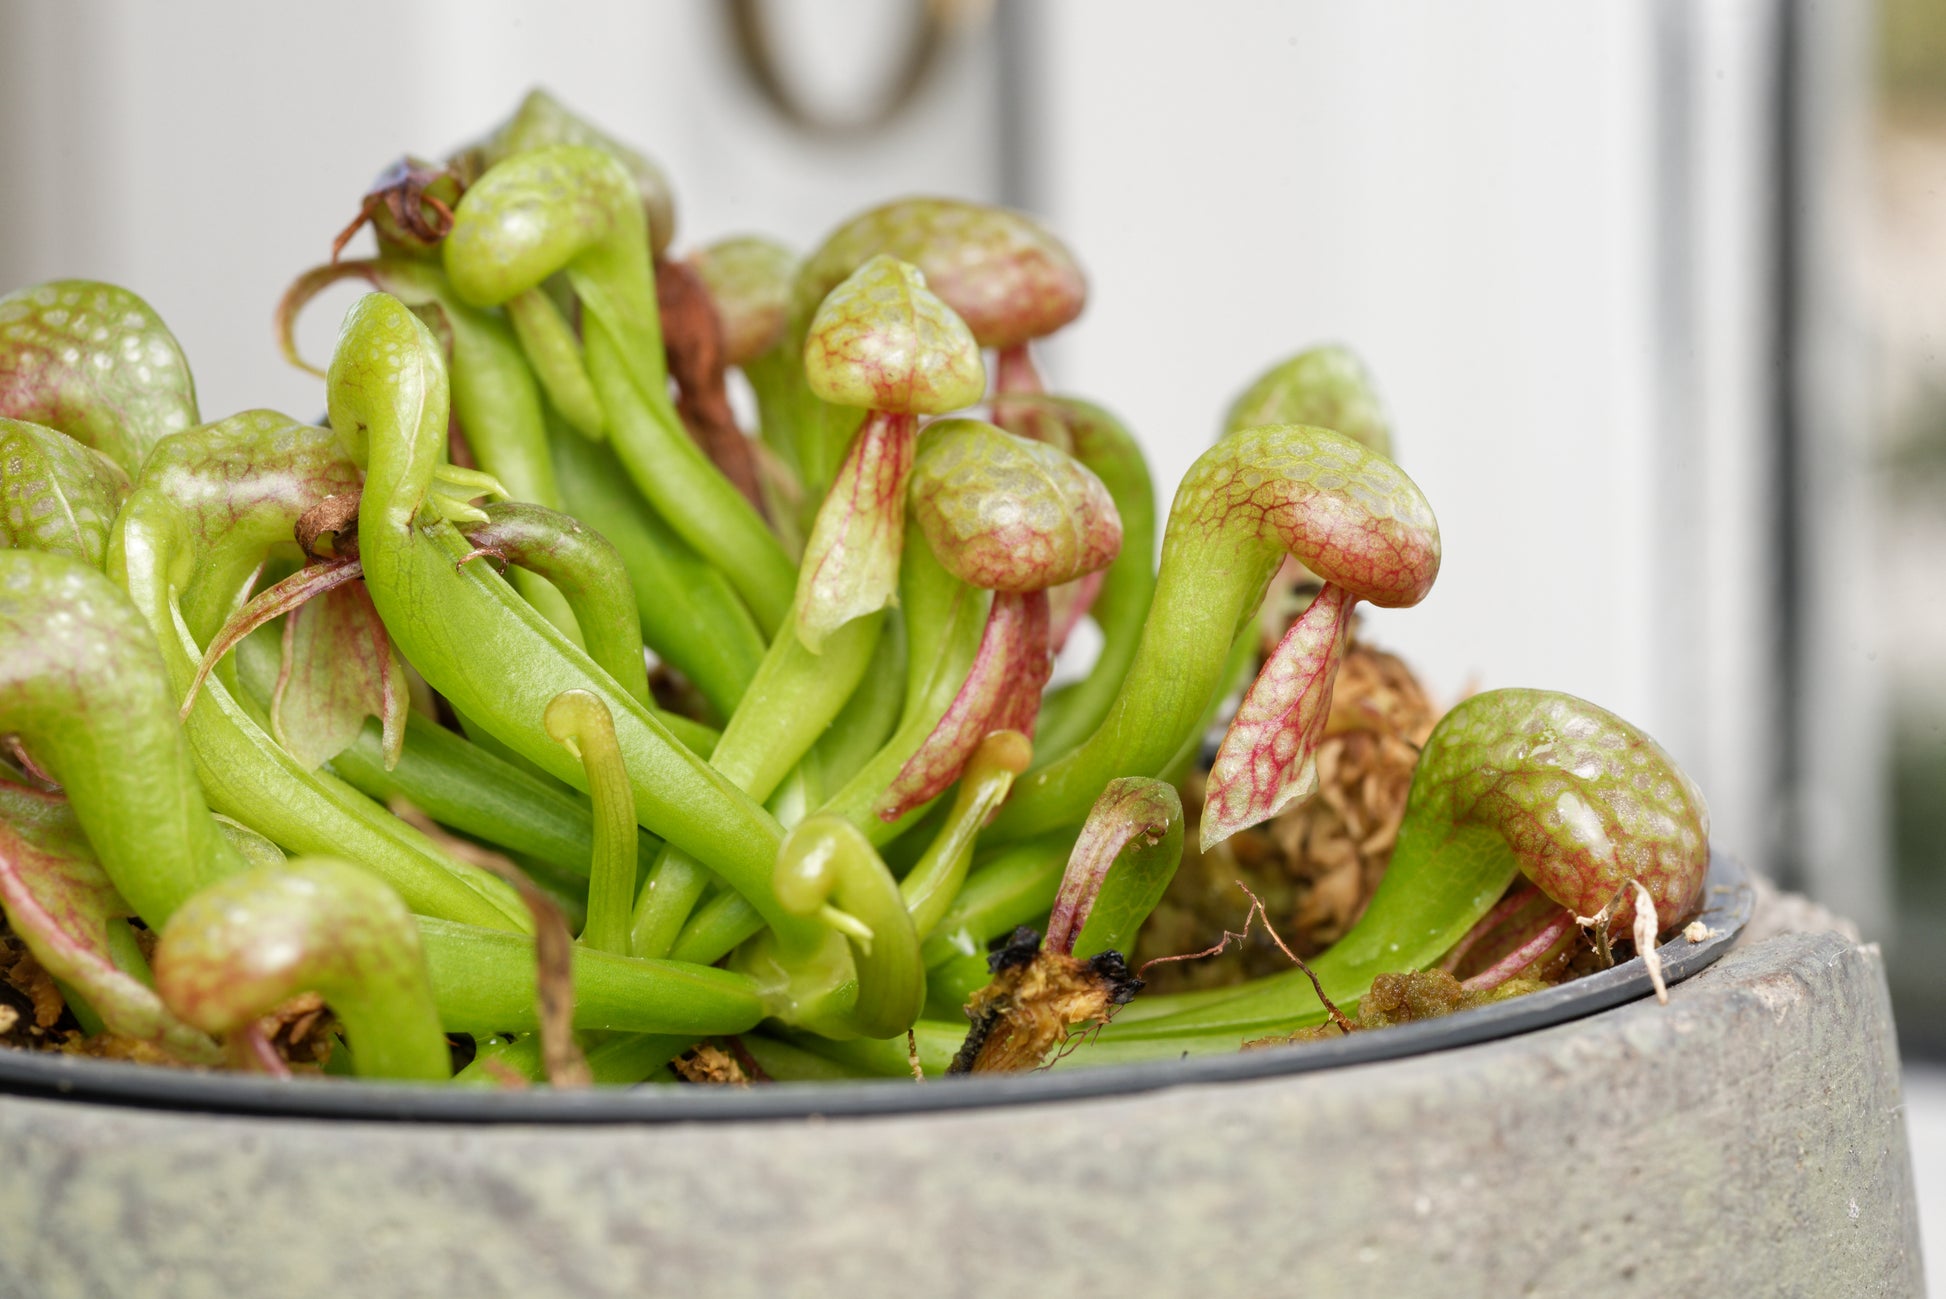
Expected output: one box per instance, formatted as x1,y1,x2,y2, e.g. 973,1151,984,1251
0,0,1937,1257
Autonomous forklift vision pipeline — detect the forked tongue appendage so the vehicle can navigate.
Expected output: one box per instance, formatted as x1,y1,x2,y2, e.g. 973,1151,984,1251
875,588,1050,822
1199,581,1356,851
792,255,986,652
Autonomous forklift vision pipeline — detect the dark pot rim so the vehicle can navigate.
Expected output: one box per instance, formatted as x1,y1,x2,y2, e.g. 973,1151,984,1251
0,851,1750,1126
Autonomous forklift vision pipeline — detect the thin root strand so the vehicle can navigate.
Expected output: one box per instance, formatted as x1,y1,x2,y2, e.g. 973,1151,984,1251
1140,880,1354,1034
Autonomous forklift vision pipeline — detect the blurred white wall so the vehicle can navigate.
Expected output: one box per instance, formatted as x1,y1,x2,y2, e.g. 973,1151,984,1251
0,0,1004,421
1025,0,1795,907
0,1,1858,915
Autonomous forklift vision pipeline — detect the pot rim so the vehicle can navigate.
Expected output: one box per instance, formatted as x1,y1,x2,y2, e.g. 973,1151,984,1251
0,851,1750,1125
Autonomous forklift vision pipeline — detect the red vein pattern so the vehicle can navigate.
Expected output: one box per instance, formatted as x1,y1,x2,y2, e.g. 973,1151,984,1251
1176,426,1440,845
687,236,797,368
1045,777,1179,955
1173,425,1439,608
802,255,985,417
793,409,917,652
179,559,365,720
1201,582,1356,850
273,579,405,771
0,280,199,475
877,588,1051,822
794,197,1085,351
0,791,217,1060
909,418,1121,593
140,411,362,555
1404,688,1711,934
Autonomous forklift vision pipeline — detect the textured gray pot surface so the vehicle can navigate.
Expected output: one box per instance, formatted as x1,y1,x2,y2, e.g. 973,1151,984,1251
0,921,1921,1297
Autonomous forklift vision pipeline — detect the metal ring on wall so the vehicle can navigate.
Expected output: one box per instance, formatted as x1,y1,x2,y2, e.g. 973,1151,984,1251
726,0,984,137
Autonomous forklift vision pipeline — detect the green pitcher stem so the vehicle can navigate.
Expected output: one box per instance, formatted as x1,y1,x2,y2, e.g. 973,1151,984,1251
442,145,795,632
900,731,1032,939
330,711,659,885
329,292,815,952
550,431,765,720
991,426,1439,843
766,815,924,1039
0,551,243,927
280,255,585,642
815,529,989,842
461,501,650,706
1006,396,1158,766
504,285,605,439
111,490,534,933
418,916,768,1036
154,858,452,1082
544,690,637,957
626,607,882,956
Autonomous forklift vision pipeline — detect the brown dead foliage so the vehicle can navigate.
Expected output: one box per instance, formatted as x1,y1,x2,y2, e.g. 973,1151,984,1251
1136,631,1442,994
295,492,361,563
1,938,64,1030
1244,971,1552,1049
647,662,715,726
949,928,1144,1074
251,991,338,1068
62,1034,187,1067
1358,969,1548,1027
1,919,345,1070
672,1042,751,1086
0,928,73,1054
2,929,192,1066
657,257,769,518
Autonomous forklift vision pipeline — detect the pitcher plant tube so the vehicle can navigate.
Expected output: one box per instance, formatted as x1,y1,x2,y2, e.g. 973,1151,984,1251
442,145,795,633
1097,688,1711,1053
0,87,1730,1086
990,424,1440,848
794,197,1086,407
792,253,984,652
152,858,450,1081
0,280,199,476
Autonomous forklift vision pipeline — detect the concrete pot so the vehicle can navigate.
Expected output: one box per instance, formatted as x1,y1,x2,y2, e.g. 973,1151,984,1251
0,860,1922,1297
